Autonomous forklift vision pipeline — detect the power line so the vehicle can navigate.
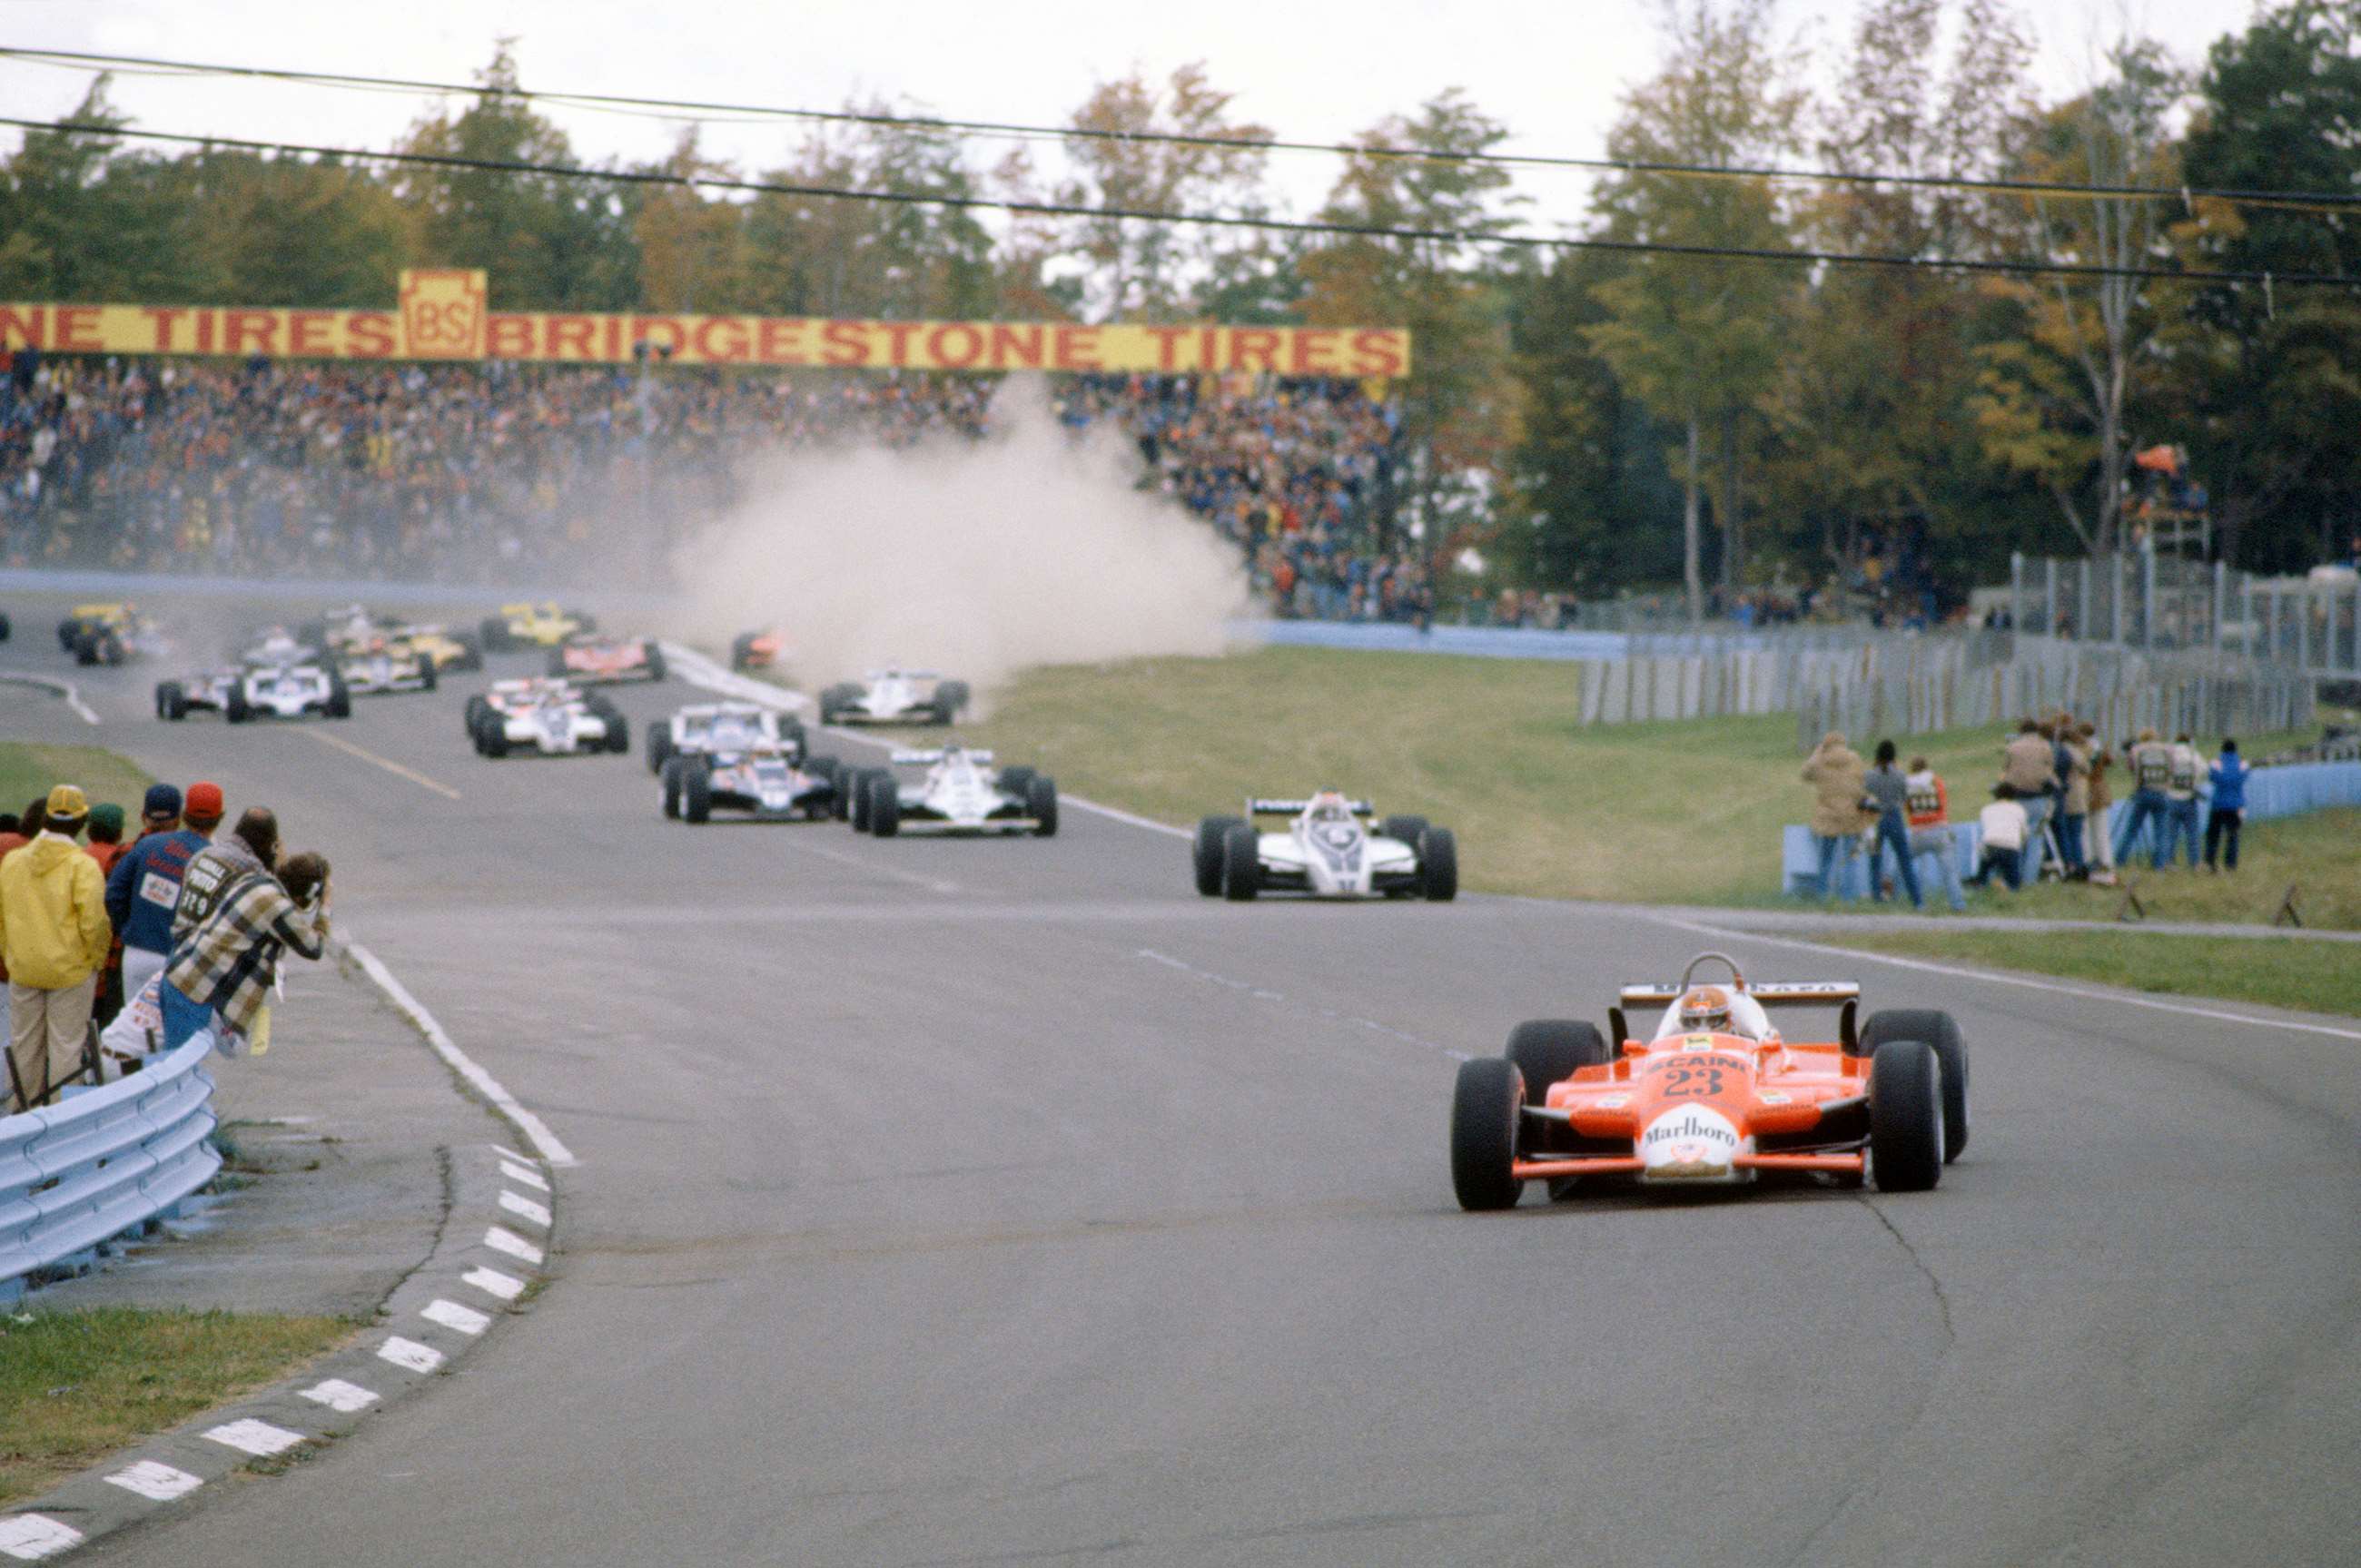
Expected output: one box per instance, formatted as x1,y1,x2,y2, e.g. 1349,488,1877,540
5,43,2361,218
3,116,2352,292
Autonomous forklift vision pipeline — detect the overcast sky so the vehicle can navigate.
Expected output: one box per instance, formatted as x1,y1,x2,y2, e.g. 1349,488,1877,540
0,0,2261,234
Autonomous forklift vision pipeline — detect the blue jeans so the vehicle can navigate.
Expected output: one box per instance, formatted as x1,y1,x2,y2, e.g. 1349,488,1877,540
160,980,214,1050
2055,812,2086,875
1813,833,1861,901
2163,799,2202,867
1867,811,1923,908
2113,790,2168,868
1910,825,1966,912
2018,794,2052,883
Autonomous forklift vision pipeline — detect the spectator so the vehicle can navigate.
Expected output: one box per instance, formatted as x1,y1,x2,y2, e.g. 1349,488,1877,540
1967,788,2030,891
1903,755,1967,913
1801,731,1872,901
2054,721,2090,880
2079,721,2118,885
1862,740,1923,910
2162,733,2207,869
2000,719,2057,882
0,785,111,1112
0,797,46,1047
84,804,126,874
104,782,220,1012
161,850,330,1053
2113,728,2174,869
2205,739,2251,872
173,805,278,944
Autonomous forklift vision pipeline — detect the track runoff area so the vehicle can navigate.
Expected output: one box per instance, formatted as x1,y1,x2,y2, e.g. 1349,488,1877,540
7,587,2357,1567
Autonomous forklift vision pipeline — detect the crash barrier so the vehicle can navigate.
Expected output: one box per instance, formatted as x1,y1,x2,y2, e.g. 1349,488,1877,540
2008,548,2361,681
0,1035,222,1302
1781,758,2361,896
1791,635,2314,753
0,566,681,620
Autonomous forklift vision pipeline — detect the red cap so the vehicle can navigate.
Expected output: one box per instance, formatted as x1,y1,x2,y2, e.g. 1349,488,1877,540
184,781,225,820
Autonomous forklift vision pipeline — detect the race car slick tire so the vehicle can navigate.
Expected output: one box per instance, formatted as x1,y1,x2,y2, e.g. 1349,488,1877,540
476,715,509,758
328,681,352,719
646,645,668,682
819,683,860,725
604,718,631,754
1220,823,1261,901
867,775,901,837
998,766,1036,798
660,758,684,819
464,695,489,734
155,683,185,721
647,722,674,775
934,680,970,723
682,763,713,823
1450,1057,1526,1211
730,633,756,671
226,688,252,725
1419,827,1459,902
1506,1021,1609,1103
1027,775,1058,837
1861,1009,1968,1162
1381,814,1428,848
1193,815,1243,896
1867,1039,1944,1192
847,769,874,830
420,659,438,692
547,650,568,678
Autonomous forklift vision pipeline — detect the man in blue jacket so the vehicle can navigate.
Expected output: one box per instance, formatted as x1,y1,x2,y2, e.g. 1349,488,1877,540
2204,740,2251,872
104,781,221,1006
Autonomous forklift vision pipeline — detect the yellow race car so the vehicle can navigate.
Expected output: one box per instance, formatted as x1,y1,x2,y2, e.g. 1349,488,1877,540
55,602,160,666
480,601,597,651
390,624,485,672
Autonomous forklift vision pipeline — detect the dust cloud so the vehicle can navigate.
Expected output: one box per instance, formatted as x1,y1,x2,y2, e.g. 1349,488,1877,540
672,376,1250,695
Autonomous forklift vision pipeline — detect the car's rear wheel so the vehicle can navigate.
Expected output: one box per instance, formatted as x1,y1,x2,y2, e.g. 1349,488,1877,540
1220,823,1261,901
646,645,668,682
1450,1057,1526,1211
847,769,874,829
419,658,438,692
155,683,183,721
1861,1008,1968,1162
1419,826,1459,902
682,761,713,823
934,680,970,723
1027,775,1058,837
226,688,252,724
660,757,684,819
867,775,901,836
1868,1039,1944,1192
730,633,756,671
647,722,674,775
327,679,352,719
1193,814,1242,896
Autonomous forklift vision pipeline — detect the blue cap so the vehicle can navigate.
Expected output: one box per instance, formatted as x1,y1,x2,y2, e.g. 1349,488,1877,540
143,783,183,817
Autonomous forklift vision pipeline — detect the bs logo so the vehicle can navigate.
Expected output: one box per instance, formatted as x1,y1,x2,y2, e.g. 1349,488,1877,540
397,269,488,360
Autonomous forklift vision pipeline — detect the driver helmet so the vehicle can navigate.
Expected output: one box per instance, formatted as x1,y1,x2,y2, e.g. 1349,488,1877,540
1311,793,1350,823
1676,985,1733,1034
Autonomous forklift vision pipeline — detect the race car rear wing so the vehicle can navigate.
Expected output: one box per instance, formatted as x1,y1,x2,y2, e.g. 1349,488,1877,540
890,748,994,765
1248,798,1376,816
1616,981,1861,1008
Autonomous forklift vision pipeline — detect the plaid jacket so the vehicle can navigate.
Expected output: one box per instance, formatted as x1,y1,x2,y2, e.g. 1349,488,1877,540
164,870,328,1033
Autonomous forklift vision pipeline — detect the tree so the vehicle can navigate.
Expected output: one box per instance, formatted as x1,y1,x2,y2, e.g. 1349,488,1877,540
1584,0,1806,620
1301,89,1529,569
391,42,637,309
1970,42,2184,557
632,129,747,313
2167,2,2361,572
1059,64,1274,321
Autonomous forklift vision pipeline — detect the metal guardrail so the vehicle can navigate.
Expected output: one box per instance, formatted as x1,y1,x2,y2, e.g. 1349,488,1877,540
1,1036,222,1297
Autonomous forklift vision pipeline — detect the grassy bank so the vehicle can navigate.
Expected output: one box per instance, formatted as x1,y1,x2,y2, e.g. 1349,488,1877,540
0,744,154,825
958,646,2334,914
0,1308,351,1504
1823,929,2361,1019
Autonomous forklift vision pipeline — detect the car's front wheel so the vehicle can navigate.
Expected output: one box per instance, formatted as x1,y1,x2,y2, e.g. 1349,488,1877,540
1419,827,1458,902
1450,1057,1526,1211
1861,1008,1968,1162
1028,775,1058,837
1220,823,1260,901
1193,814,1242,896
1868,1039,1945,1192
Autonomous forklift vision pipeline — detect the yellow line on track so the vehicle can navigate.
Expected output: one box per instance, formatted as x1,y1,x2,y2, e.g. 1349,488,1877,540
299,726,465,801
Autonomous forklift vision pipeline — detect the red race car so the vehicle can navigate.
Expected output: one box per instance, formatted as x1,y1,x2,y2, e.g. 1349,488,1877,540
1449,952,1968,1208
548,633,667,685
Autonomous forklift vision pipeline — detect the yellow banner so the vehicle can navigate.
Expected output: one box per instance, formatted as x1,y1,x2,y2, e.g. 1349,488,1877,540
0,284,1409,377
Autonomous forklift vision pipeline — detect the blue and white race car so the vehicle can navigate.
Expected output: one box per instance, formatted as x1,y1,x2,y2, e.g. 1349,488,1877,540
1193,792,1457,902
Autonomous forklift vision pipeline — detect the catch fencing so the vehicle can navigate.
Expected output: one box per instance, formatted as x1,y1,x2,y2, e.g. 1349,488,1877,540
1,1037,222,1301
2010,549,2361,683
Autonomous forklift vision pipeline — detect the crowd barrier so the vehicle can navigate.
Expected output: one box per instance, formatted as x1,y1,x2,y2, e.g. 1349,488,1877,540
1781,760,2361,896
0,1036,222,1302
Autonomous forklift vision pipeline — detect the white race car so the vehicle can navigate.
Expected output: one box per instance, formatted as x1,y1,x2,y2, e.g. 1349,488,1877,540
340,636,440,695
469,682,627,758
224,660,351,723
818,668,970,725
645,701,806,775
153,667,242,721
846,746,1056,836
662,740,845,823
1194,792,1457,902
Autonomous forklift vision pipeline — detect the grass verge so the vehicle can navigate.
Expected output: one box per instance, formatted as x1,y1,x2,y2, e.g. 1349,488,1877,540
958,646,2336,917
0,1307,351,1504
0,743,154,825
1821,930,2361,1019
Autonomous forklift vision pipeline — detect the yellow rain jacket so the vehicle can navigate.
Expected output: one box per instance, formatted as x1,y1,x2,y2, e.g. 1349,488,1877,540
0,833,112,989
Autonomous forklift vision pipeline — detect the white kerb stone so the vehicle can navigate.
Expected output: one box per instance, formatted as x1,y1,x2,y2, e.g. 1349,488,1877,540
498,1190,550,1228
0,1514,84,1561
203,1419,305,1457
463,1266,525,1301
499,1160,549,1191
104,1460,203,1502
300,1378,380,1413
422,1298,491,1336
378,1336,446,1373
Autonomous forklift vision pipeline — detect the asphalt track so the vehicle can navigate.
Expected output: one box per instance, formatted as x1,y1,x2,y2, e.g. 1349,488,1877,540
7,592,2360,1568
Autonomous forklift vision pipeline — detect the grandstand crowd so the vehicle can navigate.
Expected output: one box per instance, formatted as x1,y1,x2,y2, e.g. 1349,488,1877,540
0,350,1427,621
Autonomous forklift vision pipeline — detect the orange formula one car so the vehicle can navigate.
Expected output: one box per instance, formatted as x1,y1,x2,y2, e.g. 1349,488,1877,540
1449,952,1968,1208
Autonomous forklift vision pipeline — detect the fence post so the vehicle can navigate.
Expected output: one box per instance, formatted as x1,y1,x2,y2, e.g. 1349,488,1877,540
2079,557,2092,646
2238,570,2252,662
2041,557,2057,636
2211,560,2226,654
2010,551,2025,635
2141,542,2158,651
2110,552,2126,647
